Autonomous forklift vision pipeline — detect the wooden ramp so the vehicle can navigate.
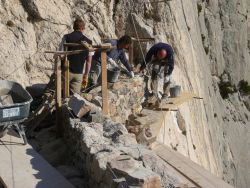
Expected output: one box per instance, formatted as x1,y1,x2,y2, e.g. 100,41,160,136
159,92,198,109
132,92,198,144
0,133,74,188
152,142,234,188
152,92,197,137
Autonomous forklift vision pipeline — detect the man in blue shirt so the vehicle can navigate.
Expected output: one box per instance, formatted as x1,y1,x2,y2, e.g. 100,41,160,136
140,42,174,103
88,35,134,87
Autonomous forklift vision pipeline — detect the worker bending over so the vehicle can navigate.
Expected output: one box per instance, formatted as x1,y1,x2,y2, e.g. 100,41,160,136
140,42,174,104
88,35,134,88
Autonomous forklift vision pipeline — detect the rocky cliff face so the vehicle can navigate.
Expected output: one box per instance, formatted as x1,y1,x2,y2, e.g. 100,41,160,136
0,0,249,187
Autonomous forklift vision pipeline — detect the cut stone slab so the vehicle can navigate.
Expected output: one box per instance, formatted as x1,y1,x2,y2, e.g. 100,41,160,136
109,155,141,176
91,96,102,107
109,155,161,187
113,133,138,146
103,120,128,138
88,86,102,94
0,133,74,188
125,167,161,188
90,109,109,123
68,94,92,118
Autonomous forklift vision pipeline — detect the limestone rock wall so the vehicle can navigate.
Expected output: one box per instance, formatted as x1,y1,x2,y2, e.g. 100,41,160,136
0,0,250,187
0,0,115,85
63,117,181,188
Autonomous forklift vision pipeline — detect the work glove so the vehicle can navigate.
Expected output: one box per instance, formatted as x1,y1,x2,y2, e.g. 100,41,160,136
82,74,88,89
133,64,141,73
129,71,134,78
107,58,117,69
164,75,171,83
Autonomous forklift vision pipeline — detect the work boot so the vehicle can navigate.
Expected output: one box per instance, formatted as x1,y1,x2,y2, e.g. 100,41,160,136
147,94,162,108
147,94,158,105
155,98,161,108
161,94,169,100
163,82,171,96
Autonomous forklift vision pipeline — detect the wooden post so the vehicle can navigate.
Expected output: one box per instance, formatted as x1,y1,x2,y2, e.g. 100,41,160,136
55,57,62,108
63,46,70,98
101,50,109,115
129,41,134,66
55,57,62,135
64,59,70,98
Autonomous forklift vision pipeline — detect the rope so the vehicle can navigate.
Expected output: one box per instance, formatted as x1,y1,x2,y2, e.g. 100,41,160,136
130,14,147,67
128,0,151,76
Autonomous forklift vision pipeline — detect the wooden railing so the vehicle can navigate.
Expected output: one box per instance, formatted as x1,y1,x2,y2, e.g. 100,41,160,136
45,43,113,134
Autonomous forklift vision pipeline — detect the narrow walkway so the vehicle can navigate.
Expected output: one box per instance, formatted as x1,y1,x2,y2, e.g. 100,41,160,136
148,93,234,188
152,142,234,188
0,132,74,188
132,92,234,187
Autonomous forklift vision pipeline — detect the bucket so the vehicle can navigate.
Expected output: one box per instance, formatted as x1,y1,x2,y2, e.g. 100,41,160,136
170,85,181,98
107,67,120,83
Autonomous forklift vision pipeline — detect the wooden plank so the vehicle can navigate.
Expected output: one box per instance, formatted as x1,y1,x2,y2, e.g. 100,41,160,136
152,142,234,188
63,43,85,47
101,50,109,115
129,41,134,66
45,50,87,55
45,49,95,56
160,92,196,109
96,43,112,49
63,43,112,49
80,41,93,50
55,57,62,135
0,133,74,188
45,47,116,56
131,37,155,42
145,0,173,4
102,37,155,42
